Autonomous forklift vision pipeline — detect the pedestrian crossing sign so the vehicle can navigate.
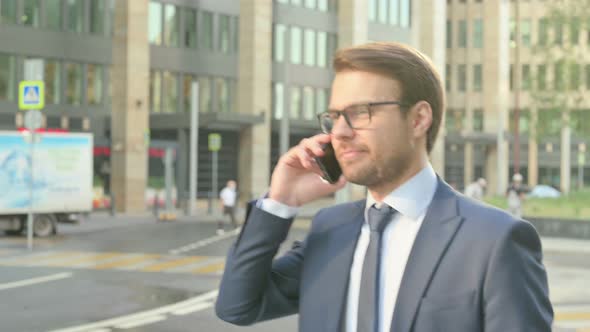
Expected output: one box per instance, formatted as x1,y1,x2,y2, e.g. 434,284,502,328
18,80,45,110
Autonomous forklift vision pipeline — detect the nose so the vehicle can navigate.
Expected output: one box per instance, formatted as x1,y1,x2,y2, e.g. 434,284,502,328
331,114,354,140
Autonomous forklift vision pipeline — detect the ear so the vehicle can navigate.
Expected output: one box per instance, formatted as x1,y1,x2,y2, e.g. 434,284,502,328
410,101,433,139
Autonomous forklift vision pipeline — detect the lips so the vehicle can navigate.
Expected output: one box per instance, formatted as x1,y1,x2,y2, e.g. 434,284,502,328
337,148,366,160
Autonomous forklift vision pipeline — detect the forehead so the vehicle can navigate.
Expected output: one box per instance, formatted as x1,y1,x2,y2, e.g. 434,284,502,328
329,71,402,109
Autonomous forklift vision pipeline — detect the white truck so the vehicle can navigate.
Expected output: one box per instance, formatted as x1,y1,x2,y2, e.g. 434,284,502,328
0,131,93,237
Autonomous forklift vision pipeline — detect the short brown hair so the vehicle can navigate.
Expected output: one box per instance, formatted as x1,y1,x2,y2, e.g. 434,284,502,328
333,42,445,154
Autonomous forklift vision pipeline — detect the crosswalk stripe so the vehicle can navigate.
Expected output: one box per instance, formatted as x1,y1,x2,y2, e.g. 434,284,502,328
43,252,122,267
92,254,161,270
556,312,590,321
141,256,206,272
193,261,225,274
1,251,83,265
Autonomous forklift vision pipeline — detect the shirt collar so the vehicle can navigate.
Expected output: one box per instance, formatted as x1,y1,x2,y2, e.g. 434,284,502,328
365,163,438,220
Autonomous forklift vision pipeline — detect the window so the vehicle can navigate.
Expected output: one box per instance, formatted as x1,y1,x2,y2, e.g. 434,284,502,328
44,60,60,104
521,19,531,46
162,71,178,113
148,1,163,45
290,26,302,65
473,64,482,91
164,4,179,47
274,24,287,62
509,109,530,136
22,0,40,27
538,18,548,46
316,88,327,114
509,64,514,91
586,65,590,90
368,0,377,22
400,0,410,27
90,0,106,35
65,62,82,105
570,63,580,90
473,109,484,132
570,18,580,45
0,0,17,24
290,86,301,118
378,0,387,24
537,65,546,91
446,21,452,48
182,74,194,112
150,70,161,113
198,76,211,112
215,77,230,112
389,0,399,25
305,0,317,9
445,64,451,91
0,53,16,101
44,0,62,30
522,64,531,90
87,64,103,105
473,19,483,48
304,29,316,66
200,11,213,50
458,20,467,47
555,62,565,91
232,17,239,53
219,15,231,53
291,0,303,6
458,64,467,91
317,31,327,67
537,109,561,137
445,109,464,133
303,86,314,120
555,23,563,45
183,8,197,48
318,0,328,11
509,19,516,48
273,83,285,119
66,0,84,33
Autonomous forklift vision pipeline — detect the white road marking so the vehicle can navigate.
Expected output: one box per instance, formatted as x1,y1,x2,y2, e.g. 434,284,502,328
0,272,72,291
48,290,219,332
114,315,167,329
169,228,240,255
554,320,590,328
171,302,213,316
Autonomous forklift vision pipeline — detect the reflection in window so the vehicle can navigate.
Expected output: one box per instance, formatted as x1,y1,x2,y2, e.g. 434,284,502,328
473,64,482,92
150,70,161,113
219,15,231,54
303,86,314,120
45,0,62,30
400,0,410,27
163,71,178,113
290,26,302,65
317,31,327,67
148,1,163,45
90,0,105,35
199,76,211,112
274,83,285,119
164,4,179,47
183,8,197,48
316,88,327,115
215,77,230,112
87,64,103,105
66,0,84,33
22,0,40,27
274,24,287,62
65,62,82,105
290,86,301,119
304,29,316,66
45,60,60,104
473,19,483,48
200,11,213,50
0,0,17,24
0,54,16,101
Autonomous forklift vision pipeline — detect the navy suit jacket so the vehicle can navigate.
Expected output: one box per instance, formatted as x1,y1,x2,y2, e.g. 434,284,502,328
216,178,553,331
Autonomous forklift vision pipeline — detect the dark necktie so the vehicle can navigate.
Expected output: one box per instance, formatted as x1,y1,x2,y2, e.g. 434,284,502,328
357,205,395,332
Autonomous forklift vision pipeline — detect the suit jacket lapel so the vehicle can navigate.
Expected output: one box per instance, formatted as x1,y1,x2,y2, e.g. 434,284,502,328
390,179,464,332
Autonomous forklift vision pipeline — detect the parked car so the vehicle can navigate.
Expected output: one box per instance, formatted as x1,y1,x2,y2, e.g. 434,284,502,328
527,185,561,198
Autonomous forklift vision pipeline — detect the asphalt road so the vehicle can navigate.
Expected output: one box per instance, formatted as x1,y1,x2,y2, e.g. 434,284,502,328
0,213,589,332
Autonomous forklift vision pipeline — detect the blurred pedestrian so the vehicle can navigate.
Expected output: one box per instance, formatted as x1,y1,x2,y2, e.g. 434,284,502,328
506,173,526,218
218,180,238,234
464,177,487,201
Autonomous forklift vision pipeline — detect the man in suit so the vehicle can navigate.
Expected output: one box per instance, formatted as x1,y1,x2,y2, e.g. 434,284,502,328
216,42,553,332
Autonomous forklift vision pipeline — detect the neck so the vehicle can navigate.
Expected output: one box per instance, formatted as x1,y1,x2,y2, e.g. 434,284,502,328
368,155,429,202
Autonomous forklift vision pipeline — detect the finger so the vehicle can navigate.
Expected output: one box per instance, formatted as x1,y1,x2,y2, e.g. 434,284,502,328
294,145,315,169
301,137,328,157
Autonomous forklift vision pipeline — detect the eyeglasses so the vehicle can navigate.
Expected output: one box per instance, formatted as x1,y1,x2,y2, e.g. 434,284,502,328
316,101,409,134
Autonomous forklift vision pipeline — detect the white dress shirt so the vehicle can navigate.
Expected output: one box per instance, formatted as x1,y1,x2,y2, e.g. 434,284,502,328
259,164,438,332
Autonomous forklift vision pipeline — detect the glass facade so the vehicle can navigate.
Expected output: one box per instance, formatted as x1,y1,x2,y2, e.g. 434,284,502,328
162,71,178,113
473,19,483,48
290,26,302,64
22,0,41,27
45,60,61,104
200,11,213,50
0,0,17,24
316,88,328,115
90,0,106,35
164,4,179,47
183,74,193,112
317,31,327,67
458,20,467,47
183,8,197,48
87,64,103,105
199,76,211,112
215,77,230,112
290,86,301,118
304,29,316,67
0,53,15,101
302,86,314,120
65,62,82,105
67,0,84,33
458,64,466,91
45,0,62,30
473,64,482,91
274,24,287,62
219,15,231,54
273,82,285,119
150,70,161,113
149,1,163,45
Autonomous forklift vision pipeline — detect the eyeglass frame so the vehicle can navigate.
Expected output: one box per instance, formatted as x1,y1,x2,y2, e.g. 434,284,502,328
316,101,411,134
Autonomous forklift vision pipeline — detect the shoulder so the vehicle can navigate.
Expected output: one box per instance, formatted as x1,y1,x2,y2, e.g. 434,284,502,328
310,200,365,232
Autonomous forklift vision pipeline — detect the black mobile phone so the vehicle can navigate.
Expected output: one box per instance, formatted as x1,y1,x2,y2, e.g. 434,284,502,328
315,142,342,184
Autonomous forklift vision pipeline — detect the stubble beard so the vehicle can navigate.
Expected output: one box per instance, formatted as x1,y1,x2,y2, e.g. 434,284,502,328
343,154,410,189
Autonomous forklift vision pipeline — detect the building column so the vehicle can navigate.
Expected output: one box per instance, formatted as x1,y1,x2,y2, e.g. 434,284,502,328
560,110,571,193
528,107,538,187
412,0,447,177
237,0,272,202
483,0,510,195
177,128,188,206
111,0,149,213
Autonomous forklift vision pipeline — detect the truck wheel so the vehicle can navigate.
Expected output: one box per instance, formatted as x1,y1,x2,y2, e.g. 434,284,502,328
33,214,57,237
